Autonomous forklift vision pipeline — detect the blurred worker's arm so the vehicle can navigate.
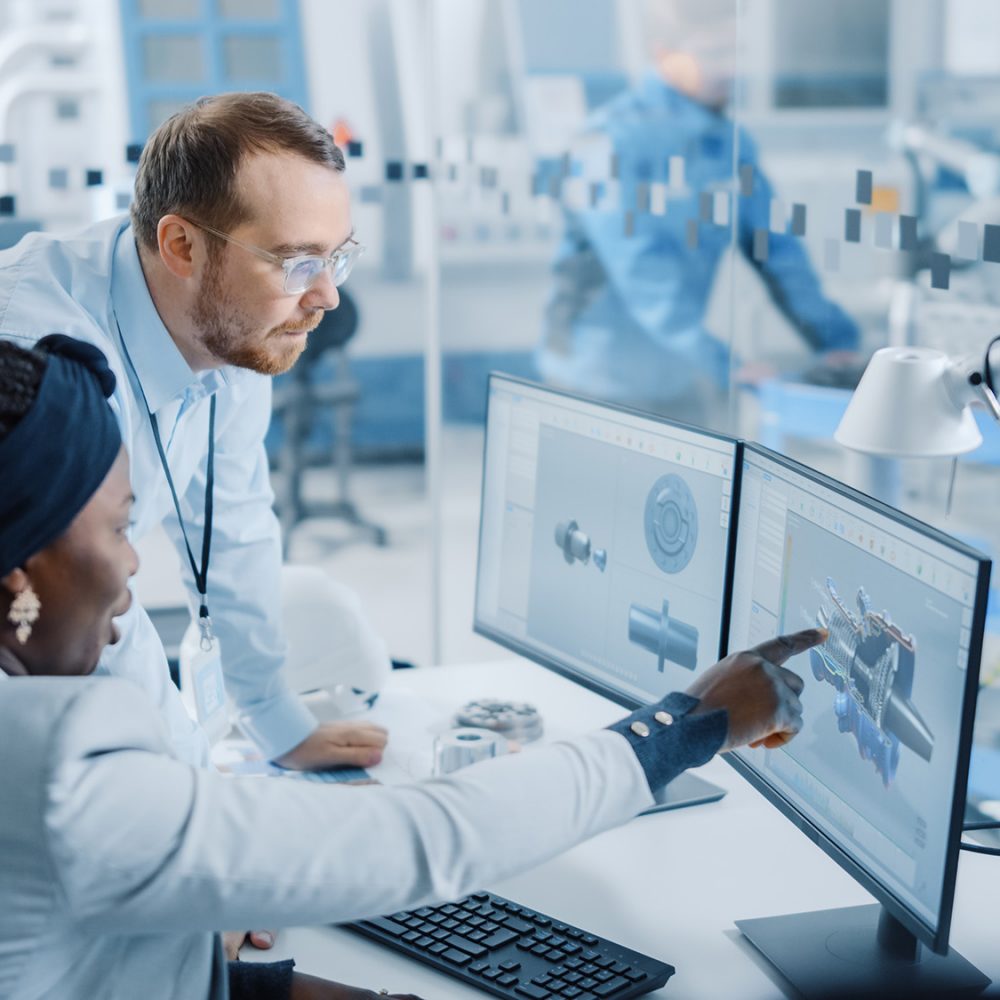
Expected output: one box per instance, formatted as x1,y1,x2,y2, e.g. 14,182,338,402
736,141,859,353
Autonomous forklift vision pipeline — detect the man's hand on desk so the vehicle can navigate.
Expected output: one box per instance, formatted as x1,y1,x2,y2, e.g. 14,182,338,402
686,627,828,752
275,720,389,771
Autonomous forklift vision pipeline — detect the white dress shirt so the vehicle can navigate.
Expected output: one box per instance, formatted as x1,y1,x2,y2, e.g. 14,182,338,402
0,675,656,1000
0,218,318,763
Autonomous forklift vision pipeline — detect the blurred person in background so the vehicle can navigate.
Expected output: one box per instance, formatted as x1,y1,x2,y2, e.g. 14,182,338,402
537,0,859,426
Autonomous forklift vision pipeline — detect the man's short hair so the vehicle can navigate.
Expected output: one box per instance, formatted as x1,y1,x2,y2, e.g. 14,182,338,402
130,91,345,249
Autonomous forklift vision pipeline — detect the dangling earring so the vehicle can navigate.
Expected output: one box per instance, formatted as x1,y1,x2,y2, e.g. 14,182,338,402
8,584,41,644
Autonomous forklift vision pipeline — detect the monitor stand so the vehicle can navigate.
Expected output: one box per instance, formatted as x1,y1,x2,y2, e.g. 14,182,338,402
640,772,726,815
737,903,990,999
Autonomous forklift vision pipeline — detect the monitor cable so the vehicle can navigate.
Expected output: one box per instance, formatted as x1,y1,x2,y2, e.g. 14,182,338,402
961,820,1000,856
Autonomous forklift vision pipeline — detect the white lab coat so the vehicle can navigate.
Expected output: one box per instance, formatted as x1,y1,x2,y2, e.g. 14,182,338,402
0,675,655,999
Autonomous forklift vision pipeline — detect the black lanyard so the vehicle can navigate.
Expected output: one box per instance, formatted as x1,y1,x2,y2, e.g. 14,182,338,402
149,396,217,649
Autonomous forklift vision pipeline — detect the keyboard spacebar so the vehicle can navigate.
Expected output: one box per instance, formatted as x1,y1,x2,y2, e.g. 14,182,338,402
363,916,409,937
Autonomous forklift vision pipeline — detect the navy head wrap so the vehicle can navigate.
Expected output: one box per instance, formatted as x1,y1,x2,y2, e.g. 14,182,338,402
0,335,121,576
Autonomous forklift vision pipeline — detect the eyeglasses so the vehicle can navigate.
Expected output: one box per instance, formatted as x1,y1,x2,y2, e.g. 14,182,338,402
190,220,365,295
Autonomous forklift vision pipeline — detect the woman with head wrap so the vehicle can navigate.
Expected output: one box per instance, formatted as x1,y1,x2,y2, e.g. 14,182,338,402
0,337,420,1000
0,338,819,1000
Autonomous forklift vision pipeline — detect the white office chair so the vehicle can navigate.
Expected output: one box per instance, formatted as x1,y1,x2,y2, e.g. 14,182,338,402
180,564,391,741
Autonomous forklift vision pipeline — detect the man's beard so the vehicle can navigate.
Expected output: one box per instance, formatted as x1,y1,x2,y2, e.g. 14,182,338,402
190,254,323,375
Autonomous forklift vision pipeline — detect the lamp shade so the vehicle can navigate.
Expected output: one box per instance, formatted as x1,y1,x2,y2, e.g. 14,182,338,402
834,347,983,457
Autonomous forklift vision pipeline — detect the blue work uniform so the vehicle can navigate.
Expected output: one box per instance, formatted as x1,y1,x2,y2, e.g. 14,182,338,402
537,74,858,410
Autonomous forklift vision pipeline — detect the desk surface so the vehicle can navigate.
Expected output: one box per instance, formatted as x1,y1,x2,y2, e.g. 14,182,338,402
244,658,1000,999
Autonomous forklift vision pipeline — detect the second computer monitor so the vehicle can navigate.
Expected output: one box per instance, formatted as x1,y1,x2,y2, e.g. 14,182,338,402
474,374,738,708
725,443,990,995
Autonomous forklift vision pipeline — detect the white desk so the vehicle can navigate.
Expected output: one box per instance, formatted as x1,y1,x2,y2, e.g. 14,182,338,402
244,658,1000,998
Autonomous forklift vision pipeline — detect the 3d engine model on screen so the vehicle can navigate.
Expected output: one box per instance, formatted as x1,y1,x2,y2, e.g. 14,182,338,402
554,519,607,572
628,598,699,671
810,577,935,787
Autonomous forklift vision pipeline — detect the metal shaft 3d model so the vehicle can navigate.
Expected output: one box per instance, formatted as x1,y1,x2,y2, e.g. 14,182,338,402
628,598,699,671
811,578,934,786
554,520,607,571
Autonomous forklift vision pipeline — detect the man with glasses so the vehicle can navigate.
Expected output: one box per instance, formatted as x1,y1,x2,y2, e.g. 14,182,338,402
0,91,386,775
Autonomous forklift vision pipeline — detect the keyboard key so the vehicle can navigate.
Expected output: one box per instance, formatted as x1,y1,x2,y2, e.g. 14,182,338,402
446,934,487,957
432,928,449,941
581,950,600,962
593,977,629,997
579,978,597,989
535,931,552,943
468,930,487,942
414,936,434,948
546,949,567,961
563,972,582,983
582,935,599,946
482,921,500,933
563,989,583,999
414,907,433,917
365,917,408,938
467,915,485,927
391,912,411,923
534,916,552,927
497,973,519,986
472,892,490,901
441,948,471,966
428,942,448,955
504,917,535,935
532,975,552,986
580,964,597,974
428,912,447,924
482,928,519,949
548,966,568,978
595,956,615,969
441,904,459,915
483,968,503,980
624,970,646,983
554,923,568,933
402,931,421,943
515,985,551,999
469,960,490,973
609,962,629,975
531,943,550,955
564,957,583,969
595,970,614,982
499,960,521,971
566,928,583,939
562,942,582,956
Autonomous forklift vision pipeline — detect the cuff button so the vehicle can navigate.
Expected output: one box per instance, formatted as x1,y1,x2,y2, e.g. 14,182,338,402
654,711,674,726
630,721,650,738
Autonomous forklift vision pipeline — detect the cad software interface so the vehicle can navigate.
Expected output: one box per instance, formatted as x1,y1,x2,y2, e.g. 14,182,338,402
728,449,981,928
476,377,736,705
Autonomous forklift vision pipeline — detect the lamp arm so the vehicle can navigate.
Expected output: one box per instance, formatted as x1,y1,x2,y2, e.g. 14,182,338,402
946,356,1000,422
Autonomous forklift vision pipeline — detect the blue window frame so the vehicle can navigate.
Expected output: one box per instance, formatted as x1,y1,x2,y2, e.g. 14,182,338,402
119,0,309,143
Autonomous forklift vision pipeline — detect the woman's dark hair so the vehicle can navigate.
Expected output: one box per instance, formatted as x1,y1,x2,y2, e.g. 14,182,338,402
0,340,46,440
130,91,346,250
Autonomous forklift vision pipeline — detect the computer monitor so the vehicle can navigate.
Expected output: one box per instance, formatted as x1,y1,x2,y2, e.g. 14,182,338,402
726,443,991,998
474,374,738,811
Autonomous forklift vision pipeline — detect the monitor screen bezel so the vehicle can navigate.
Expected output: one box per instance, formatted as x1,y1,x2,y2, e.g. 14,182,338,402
473,372,743,711
724,442,990,954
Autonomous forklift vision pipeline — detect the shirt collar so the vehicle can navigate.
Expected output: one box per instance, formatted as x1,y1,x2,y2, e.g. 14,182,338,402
110,222,247,414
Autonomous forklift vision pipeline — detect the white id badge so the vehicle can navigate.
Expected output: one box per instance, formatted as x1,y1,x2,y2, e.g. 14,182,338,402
189,640,230,744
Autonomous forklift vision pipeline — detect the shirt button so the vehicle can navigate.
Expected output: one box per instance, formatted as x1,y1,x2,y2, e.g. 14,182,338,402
654,711,674,727
630,721,650,738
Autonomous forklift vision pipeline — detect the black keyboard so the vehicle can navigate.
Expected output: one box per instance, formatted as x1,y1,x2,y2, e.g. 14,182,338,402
346,890,674,998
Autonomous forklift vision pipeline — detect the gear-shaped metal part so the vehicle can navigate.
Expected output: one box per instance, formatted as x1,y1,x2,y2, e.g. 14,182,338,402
643,474,698,574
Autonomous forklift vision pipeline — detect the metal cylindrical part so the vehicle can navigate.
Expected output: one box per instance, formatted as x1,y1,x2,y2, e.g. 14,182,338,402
433,728,505,775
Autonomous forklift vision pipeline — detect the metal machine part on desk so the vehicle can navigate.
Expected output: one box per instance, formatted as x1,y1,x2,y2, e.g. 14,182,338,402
346,890,673,999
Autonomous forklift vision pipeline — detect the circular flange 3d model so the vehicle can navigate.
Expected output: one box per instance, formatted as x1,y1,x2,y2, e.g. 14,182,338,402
643,473,698,573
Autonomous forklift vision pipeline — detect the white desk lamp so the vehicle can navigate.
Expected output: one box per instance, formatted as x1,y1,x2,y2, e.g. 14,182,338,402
835,343,1000,508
